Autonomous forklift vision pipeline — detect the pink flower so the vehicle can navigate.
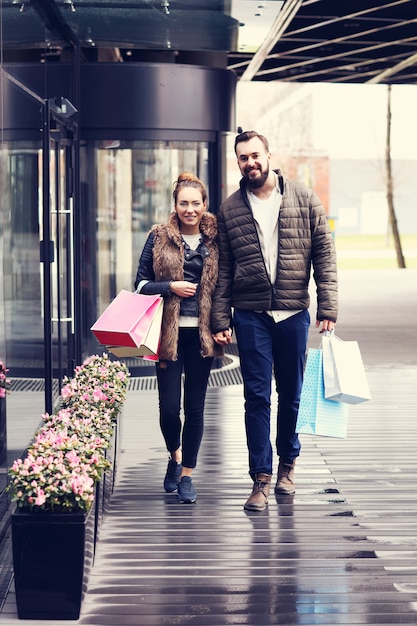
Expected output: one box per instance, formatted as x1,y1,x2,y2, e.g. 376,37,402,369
66,450,81,466
35,489,46,506
71,473,94,495
57,408,72,421
93,388,108,402
61,385,73,399
11,459,22,471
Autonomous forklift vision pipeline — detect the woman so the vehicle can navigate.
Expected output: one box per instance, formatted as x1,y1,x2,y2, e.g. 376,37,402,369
134,172,223,504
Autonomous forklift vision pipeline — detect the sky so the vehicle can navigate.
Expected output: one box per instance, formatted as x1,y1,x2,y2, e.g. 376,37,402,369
236,82,417,160
312,83,417,160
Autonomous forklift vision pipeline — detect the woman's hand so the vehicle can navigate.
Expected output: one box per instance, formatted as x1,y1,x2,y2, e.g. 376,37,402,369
170,281,198,298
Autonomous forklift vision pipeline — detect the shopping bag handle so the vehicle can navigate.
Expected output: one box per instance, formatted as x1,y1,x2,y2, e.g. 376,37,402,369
321,329,336,348
323,330,343,343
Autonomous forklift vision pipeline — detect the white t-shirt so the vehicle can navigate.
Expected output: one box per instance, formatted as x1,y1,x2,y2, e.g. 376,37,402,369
248,174,301,323
249,187,280,285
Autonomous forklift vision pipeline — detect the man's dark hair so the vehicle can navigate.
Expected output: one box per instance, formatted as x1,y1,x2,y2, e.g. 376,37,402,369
234,130,269,154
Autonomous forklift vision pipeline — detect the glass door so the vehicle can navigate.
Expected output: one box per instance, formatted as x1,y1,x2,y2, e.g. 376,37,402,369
41,98,77,413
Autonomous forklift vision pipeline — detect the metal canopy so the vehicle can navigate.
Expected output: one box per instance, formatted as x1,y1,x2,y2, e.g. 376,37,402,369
233,0,417,84
1,0,417,84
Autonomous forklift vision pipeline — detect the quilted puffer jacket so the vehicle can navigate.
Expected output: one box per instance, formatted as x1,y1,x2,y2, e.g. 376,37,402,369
211,169,338,333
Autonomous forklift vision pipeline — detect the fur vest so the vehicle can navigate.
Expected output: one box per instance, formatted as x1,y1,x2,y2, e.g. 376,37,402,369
151,212,223,361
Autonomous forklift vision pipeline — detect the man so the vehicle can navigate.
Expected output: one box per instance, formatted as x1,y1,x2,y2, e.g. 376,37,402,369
212,130,337,512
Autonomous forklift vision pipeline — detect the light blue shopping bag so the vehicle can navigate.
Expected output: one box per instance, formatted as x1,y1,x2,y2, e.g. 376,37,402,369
296,348,349,438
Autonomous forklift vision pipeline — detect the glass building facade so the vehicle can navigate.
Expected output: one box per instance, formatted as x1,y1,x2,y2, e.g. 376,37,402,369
2,137,213,375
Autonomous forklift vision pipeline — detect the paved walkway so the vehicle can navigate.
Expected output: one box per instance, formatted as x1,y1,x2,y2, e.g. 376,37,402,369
1,269,417,626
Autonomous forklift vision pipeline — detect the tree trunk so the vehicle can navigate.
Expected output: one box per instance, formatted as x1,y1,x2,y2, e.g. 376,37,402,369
386,84,406,268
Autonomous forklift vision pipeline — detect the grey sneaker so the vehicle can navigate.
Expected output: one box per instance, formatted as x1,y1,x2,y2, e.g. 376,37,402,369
177,476,197,504
163,459,182,493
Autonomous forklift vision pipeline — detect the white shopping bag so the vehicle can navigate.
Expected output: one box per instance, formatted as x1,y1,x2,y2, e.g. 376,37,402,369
322,333,371,405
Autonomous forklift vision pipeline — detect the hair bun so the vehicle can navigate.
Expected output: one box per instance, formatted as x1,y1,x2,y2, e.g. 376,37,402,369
172,171,208,205
177,172,197,184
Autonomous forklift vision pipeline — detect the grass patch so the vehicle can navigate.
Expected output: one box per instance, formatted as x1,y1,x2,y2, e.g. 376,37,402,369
335,234,417,250
334,234,417,269
337,257,417,270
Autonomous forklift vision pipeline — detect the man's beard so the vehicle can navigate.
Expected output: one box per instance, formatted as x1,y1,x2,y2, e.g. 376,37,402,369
245,165,269,190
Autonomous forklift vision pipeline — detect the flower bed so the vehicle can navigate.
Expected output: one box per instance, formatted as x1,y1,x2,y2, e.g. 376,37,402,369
0,360,9,466
0,359,11,398
7,353,130,513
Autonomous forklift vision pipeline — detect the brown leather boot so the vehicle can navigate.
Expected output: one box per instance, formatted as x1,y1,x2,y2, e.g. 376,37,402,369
243,473,271,511
274,459,296,495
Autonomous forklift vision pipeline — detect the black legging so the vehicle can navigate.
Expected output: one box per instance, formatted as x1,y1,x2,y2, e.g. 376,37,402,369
156,327,213,469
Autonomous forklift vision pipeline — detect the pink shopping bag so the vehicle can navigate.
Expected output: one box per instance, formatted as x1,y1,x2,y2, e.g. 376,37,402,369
90,290,163,359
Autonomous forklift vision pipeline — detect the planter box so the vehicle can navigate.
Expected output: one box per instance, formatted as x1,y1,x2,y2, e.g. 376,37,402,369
11,410,122,619
94,412,121,550
12,507,94,620
103,411,121,513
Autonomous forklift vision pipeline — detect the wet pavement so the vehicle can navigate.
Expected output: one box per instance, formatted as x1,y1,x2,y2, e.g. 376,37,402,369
1,269,417,625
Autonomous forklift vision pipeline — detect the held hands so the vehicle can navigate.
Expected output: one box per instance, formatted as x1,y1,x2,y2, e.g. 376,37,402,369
213,329,233,345
316,319,335,333
170,281,197,298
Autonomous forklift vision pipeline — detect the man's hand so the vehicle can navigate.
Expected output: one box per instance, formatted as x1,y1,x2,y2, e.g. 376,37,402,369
213,329,233,345
316,319,335,333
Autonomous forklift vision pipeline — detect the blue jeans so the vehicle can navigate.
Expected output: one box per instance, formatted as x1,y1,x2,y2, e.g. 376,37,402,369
233,309,310,478
156,327,213,469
